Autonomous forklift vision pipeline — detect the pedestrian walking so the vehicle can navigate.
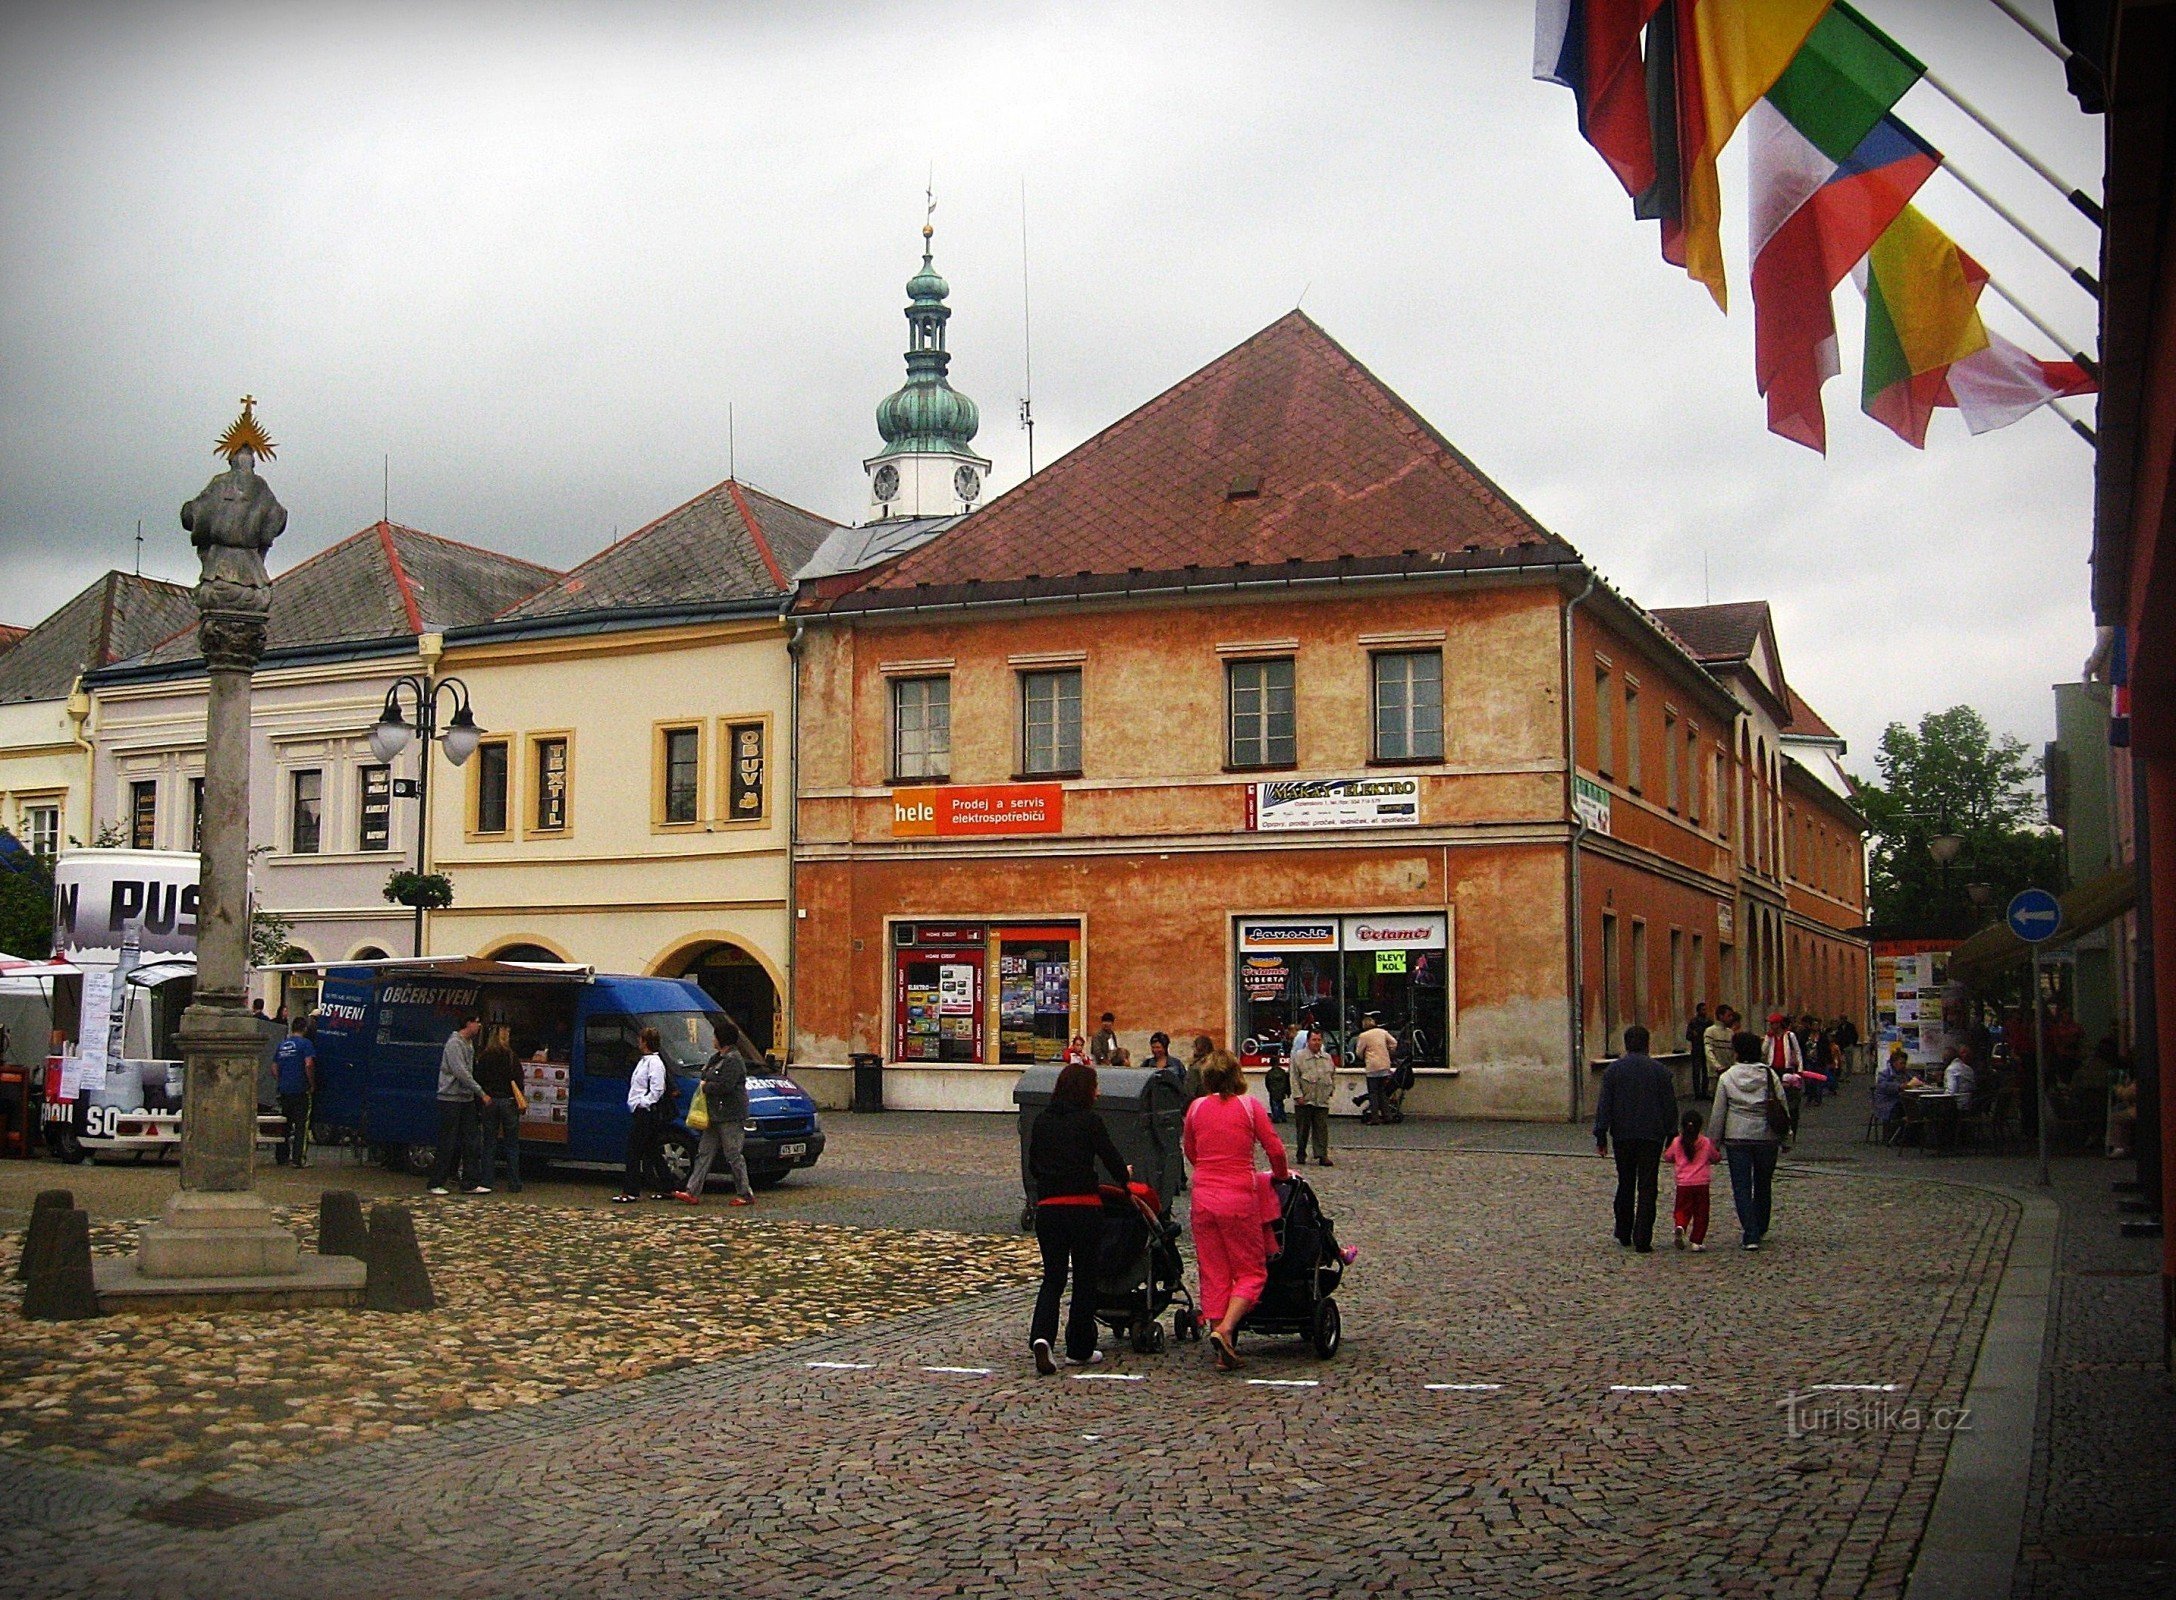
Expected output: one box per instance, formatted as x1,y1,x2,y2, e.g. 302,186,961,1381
1145,1031,1187,1099
1664,1110,1716,1251
1262,1051,1290,1123
1764,1012,1808,1136
1685,1002,1712,1099
474,1024,524,1193
1354,1012,1398,1124
1025,1060,1131,1374
1711,1030,1790,1250
1090,1012,1120,1066
1186,1034,1215,1101
1703,1005,1738,1108
1592,1025,1677,1253
1288,1025,1336,1167
678,1017,756,1206
426,1014,486,1196
273,1015,315,1168
1182,1049,1292,1371
615,1027,675,1202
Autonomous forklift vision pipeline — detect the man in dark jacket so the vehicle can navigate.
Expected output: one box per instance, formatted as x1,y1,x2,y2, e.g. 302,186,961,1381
1684,1003,1712,1098
1593,1024,1678,1253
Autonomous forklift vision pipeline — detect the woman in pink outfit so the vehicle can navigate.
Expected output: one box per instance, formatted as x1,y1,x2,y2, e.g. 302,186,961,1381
1182,1050,1291,1370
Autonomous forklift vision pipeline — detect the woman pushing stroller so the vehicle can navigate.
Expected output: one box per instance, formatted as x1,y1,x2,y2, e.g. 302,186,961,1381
1183,1049,1291,1370
1025,1061,1133,1374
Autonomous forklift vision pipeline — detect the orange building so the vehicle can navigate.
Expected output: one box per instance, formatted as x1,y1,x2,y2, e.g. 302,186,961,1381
791,313,1799,1118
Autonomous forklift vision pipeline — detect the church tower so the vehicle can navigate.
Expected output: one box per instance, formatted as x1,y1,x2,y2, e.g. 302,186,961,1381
865,221,990,520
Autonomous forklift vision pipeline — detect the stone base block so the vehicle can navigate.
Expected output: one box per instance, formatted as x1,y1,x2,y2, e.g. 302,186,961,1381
93,1254,365,1313
135,1190,301,1279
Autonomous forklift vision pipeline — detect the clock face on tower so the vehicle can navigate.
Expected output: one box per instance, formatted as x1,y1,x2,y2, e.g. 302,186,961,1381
872,464,901,502
954,465,981,502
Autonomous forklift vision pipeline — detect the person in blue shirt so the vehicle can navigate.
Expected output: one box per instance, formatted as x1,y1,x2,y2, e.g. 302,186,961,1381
273,1015,316,1168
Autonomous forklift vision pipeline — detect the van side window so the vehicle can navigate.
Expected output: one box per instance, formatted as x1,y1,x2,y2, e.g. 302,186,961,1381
583,1015,639,1078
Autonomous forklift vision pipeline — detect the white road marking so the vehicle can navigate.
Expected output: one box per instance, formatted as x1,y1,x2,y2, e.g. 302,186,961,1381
1245,1378,1320,1388
921,1366,994,1376
1071,1372,1145,1382
1426,1383,1504,1391
805,1361,873,1370
1609,1384,1689,1393
1807,1383,1900,1392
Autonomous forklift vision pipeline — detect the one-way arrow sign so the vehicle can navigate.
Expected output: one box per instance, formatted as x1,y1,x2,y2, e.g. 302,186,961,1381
2006,888,2062,944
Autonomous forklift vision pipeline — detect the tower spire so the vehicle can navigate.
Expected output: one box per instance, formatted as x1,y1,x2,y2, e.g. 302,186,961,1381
865,206,989,520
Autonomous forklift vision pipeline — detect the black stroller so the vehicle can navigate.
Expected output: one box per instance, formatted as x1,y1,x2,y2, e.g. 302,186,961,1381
1091,1180,1197,1354
1186,1172,1347,1358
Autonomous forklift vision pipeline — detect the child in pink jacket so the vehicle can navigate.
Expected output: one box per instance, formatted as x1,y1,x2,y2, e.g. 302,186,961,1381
1664,1110,1716,1251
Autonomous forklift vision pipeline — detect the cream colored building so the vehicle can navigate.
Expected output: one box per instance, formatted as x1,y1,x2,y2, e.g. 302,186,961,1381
426,480,838,1056
0,573,196,876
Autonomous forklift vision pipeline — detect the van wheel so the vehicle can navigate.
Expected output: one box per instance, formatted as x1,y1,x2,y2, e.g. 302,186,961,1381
399,1143,436,1177
54,1130,86,1166
662,1133,697,1189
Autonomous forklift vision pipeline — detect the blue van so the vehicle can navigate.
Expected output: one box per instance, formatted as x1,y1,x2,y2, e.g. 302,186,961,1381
310,960,824,1187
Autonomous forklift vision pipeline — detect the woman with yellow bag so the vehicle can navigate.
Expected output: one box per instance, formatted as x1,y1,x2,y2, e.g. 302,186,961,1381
676,1017,756,1206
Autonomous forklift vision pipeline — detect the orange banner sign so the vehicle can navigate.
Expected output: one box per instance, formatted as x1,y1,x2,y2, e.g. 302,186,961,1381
891,783,1066,838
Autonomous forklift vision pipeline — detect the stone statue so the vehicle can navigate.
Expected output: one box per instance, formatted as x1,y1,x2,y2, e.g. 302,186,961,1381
180,400,286,667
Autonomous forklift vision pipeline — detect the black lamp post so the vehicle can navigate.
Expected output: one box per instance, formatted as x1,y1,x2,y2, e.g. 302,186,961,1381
366,675,482,955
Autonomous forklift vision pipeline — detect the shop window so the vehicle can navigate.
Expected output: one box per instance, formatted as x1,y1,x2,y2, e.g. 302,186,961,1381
1373,650,1443,761
472,739,510,836
1227,658,1296,769
129,780,157,850
892,676,951,781
531,735,570,833
894,925,989,1062
1594,666,1613,775
359,764,392,852
290,769,322,854
1625,686,1643,793
658,724,702,826
1234,916,1448,1072
1600,912,1620,1056
1021,669,1081,776
22,804,58,859
190,777,205,852
995,926,1080,1065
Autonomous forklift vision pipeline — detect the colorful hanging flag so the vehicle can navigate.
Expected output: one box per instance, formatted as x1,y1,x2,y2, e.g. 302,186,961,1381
1650,0,1834,309
1535,1,1667,198
1751,113,1938,450
1858,204,1991,446
1945,331,2097,434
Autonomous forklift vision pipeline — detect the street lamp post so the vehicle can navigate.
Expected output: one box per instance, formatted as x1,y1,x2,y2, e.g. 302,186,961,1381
367,676,483,957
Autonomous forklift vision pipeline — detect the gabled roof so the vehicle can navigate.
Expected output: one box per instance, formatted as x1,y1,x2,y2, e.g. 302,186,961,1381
504,480,839,623
809,311,1577,612
0,625,27,654
0,573,197,704
1782,684,1842,743
132,523,559,669
1646,601,1772,664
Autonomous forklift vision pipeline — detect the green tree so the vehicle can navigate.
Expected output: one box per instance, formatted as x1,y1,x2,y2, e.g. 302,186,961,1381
0,831,55,957
1855,706,2061,934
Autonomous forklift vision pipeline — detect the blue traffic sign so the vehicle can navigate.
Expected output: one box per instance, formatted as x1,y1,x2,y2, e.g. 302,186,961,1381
2007,888,2063,944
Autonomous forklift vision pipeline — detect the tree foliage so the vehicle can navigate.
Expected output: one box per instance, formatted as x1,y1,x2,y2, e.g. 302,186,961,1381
1854,706,2061,935
0,831,55,958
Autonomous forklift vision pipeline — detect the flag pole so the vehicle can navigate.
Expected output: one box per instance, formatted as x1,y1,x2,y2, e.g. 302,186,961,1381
1920,68,2102,225
2051,401,2096,446
1941,158,2101,297
1982,0,2083,72
1981,271,2100,377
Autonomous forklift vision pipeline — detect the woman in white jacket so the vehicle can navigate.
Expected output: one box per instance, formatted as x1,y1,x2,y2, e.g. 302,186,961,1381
1709,1031,1788,1251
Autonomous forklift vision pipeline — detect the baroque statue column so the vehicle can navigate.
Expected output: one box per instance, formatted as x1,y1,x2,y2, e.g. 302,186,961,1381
134,399,302,1279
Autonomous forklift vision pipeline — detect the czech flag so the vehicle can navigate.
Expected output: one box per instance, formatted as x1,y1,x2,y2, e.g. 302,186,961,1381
1535,0,1666,199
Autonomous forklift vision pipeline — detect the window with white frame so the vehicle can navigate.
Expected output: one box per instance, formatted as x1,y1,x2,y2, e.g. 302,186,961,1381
1372,650,1443,761
1227,658,1296,768
892,677,951,781
1021,669,1081,776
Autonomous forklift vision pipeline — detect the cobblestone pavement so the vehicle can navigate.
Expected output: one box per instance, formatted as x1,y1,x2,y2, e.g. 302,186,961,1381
0,1202,1036,1479
0,1115,2017,1600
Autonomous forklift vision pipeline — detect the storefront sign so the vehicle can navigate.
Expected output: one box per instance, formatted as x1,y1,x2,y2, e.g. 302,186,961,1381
1248,777,1420,832
1238,920,1340,953
892,783,1065,838
1717,901,1734,938
1572,775,1613,836
1341,914,1447,950
724,718,768,820
1375,951,1407,975
1240,956,1290,999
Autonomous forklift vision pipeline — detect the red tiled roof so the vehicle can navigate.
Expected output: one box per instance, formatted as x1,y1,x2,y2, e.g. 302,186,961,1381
1646,601,1772,664
0,624,26,653
1783,684,1840,740
820,311,1574,609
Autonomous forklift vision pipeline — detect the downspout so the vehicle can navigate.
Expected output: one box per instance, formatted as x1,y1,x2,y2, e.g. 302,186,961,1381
1562,571,1598,1122
64,676,94,848
784,616,805,1067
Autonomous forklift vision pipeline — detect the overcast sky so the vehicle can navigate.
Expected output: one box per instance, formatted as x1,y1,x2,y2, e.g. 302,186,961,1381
0,0,2103,775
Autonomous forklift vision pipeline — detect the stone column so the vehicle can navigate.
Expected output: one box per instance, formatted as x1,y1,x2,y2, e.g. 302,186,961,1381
136,435,299,1280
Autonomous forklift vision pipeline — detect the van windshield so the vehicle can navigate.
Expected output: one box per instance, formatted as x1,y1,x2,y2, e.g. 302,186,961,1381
639,1013,716,1070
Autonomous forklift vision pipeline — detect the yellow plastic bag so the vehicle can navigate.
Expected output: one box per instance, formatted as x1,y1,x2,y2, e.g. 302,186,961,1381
684,1089,710,1133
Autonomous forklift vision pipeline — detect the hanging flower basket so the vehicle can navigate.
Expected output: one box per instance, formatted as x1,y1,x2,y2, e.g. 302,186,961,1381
383,871,454,911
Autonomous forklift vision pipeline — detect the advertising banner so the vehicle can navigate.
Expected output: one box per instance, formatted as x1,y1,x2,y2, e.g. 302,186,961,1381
53,850,201,961
892,784,1065,838
1248,777,1420,832
1341,914,1448,950
1238,920,1340,953
1572,776,1613,836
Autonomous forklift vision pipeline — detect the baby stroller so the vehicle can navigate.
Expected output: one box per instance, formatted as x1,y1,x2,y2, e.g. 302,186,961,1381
1209,1171,1348,1358
1358,1062,1414,1124
1092,1179,1196,1354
